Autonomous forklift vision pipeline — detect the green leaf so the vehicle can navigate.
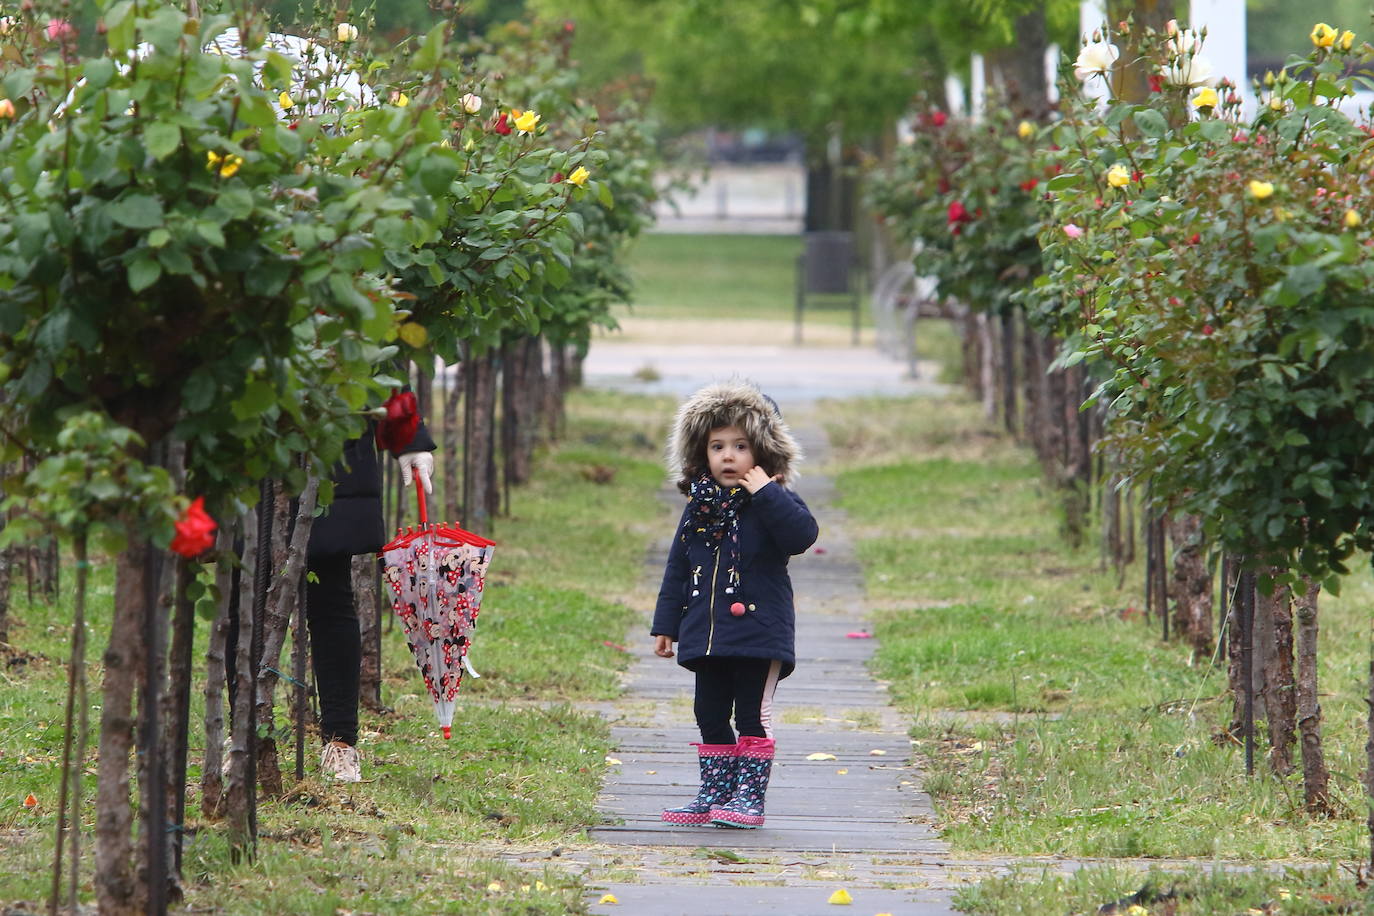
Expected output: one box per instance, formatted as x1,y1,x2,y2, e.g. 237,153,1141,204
109,194,165,229
1132,109,1169,139
128,257,162,293
233,379,277,420
145,122,182,161
411,23,448,72
83,58,116,90
1046,173,1082,191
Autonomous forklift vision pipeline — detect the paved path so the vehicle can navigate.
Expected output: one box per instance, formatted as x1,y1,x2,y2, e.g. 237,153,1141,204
582,421,962,915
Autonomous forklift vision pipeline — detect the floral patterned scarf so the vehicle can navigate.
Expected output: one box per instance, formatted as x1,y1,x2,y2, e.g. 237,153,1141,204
681,472,749,592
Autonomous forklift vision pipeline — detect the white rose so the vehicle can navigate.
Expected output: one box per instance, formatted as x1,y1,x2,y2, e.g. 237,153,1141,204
1074,41,1120,80
1161,53,1216,88
461,92,483,114
336,22,358,43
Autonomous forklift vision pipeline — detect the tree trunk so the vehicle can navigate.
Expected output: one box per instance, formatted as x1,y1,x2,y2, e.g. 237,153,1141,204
1294,578,1331,813
999,311,1017,435
354,555,383,713
1261,571,1296,777
1108,0,1177,103
200,526,236,819
443,361,462,523
255,477,320,796
517,336,544,481
0,543,10,646
135,545,169,916
95,537,149,915
225,510,258,858
546,344,567,442
984,6,1052,118
1168,514,1213,660
464,349,499,532
977,313,996,420
158,557,194,898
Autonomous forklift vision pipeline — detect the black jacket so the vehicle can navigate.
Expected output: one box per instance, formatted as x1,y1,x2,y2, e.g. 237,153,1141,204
651,483,818,678
307,421,436,559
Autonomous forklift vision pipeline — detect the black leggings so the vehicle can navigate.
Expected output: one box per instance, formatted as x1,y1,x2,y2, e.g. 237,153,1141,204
306,553,360,746
693,656,782,745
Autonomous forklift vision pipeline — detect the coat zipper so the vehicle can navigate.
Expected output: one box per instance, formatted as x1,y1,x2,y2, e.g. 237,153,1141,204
705,547,720,655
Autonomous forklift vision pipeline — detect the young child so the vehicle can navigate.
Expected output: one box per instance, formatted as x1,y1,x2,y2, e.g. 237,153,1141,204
652,381,819,828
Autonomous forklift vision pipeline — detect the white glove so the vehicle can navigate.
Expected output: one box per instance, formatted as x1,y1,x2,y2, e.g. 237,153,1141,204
398,451,434,495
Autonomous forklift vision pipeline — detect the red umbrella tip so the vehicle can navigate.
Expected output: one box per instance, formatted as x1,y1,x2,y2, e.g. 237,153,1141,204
442,726,452,740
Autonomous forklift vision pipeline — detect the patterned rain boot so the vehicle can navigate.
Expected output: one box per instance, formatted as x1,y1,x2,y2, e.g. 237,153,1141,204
710,735,774,828
661,743,739,825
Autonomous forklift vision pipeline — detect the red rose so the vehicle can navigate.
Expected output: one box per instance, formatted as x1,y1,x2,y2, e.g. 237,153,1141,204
376,389,420,453
1202,324,1215,336
491,112,512,135
1019,179,1038,192
1147,74,1165,93
1188,233,1201,245
930,110,947,127
947,201,971,227
552,171,565,183
170,497,217,558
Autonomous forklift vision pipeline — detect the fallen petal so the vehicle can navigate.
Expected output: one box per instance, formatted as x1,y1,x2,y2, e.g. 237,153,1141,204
845,631,872,639
599,893,619,904
827,888,853,905
805,752,838,761
605,757,622,766
868,749,887,756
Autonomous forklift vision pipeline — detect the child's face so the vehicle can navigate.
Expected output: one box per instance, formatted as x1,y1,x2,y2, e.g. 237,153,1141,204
706,425,756,488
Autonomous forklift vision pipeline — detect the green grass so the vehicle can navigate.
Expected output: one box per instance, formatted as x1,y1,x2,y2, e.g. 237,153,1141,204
817,391,1374,865
955,863,1370,915
620,233,801,320
0,388,674,914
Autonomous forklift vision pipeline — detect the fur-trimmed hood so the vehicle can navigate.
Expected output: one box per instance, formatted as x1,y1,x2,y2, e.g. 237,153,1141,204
666,380,803,491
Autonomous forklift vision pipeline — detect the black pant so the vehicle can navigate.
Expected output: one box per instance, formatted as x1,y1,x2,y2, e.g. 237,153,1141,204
693,656,782,745
306,553,360,746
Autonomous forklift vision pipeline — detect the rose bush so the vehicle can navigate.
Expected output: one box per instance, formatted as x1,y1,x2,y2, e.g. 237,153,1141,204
1027,22,1374,586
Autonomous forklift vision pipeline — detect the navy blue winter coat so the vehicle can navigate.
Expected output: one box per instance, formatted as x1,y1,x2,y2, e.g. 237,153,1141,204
651,483,819,679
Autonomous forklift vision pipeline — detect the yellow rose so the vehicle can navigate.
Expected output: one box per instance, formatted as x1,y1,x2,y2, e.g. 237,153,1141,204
336,22,358,42
394,92,410,108
205,150,223,171
1017,120,1034,139
513,109,540,133
1340,30,1356,51
1106,164,1131,188
1269,96,1284,111
279,91,295,110
0,98,14,119
219,154,243,178
1345,208,1362,227
1311,22,1337,48
567,165,590,187
1191,87,1219,109
1248,180,1274,200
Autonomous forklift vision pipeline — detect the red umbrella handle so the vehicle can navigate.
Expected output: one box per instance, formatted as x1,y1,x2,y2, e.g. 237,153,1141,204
415,477,428,528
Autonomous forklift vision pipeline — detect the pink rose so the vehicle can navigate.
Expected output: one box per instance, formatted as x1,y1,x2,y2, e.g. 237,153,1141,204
1063,223,1084,239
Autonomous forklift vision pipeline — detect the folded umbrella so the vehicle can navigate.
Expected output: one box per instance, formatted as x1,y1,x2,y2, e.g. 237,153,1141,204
380,487,495,739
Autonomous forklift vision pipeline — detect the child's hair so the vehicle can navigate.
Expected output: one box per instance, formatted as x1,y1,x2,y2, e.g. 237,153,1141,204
667,380,803,495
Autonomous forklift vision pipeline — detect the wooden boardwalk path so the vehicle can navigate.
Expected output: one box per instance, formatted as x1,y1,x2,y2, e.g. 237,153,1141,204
583,424,962,915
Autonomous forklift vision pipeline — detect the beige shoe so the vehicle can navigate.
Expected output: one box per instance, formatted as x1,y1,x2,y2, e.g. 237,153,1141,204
320,740,361,783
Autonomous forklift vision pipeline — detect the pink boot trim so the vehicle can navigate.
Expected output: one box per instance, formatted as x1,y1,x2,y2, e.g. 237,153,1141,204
735,735,775,760
709,807,766,828
692,743,738,756
661,809,712,825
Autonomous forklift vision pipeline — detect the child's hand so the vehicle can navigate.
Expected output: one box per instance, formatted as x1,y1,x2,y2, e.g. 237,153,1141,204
654,635,676,658
738,466,779,494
